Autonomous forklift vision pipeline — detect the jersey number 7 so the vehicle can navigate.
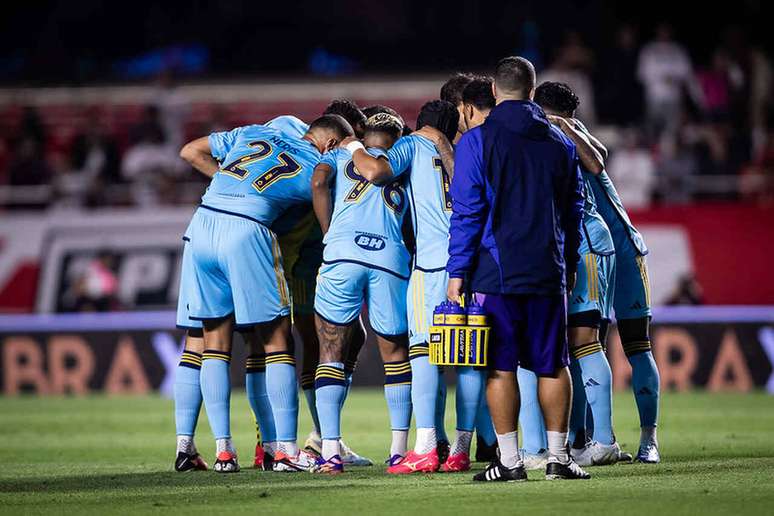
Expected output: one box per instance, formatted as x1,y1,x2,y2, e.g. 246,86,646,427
219,140,301,193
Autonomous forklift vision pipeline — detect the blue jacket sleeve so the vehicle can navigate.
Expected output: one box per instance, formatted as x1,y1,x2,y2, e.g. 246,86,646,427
562,149,584,277
447,129,487,279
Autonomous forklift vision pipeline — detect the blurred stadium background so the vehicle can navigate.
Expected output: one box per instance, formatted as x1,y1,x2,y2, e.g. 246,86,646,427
1,1,772,395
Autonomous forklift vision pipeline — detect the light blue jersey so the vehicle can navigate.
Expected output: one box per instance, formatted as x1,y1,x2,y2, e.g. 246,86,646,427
266,115,310,140
204,124,320,226
581,170,614,256
388,134,450,271
320,147,411,277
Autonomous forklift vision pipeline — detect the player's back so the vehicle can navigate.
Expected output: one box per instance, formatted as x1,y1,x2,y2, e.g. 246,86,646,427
265,115,310,140
323,147,410,277
202,124,320,226
392,134,452,271
580,169,614,255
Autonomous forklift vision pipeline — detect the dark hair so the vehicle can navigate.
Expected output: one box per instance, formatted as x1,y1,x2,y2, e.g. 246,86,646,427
416,100,459,143
363,105,411,137
440,73,475,106
323,99,367,133
534,81,580,116
364,112,404,141
308,114,354,140
494,56,536,98
462,76,495,111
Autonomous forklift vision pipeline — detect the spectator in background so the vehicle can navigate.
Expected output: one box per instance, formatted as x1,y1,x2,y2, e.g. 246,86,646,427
696,50,739,122
541,31,596,125
607,128,655,208
153,70,190,150
70,250,120,312
638,24,703,138
657,131,698,204
597,25,644,125
665,273,704,305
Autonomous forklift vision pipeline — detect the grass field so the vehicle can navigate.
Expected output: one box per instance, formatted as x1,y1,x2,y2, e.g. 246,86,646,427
1,390,773,515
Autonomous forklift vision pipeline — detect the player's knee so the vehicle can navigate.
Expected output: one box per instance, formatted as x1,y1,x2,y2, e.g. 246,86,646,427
618,316,652,357
375,332,408,363
184,329,205,354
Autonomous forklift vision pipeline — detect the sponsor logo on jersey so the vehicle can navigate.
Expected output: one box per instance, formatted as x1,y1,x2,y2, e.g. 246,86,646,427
354,233,386,251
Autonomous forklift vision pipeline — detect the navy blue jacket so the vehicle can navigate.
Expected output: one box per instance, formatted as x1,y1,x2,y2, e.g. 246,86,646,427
447,100,584,296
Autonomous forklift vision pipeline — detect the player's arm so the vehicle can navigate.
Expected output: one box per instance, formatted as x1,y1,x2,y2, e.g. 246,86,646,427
340,138,396,185
572,118,608,161
180,137,219,178
311,163,335,235
547,115,603,175
414,126,455,178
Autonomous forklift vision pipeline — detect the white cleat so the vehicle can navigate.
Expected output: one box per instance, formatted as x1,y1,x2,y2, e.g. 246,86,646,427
520,449,549,471
304,431,322,457
572,441,621,467
273,449,318,472
340,439,374,467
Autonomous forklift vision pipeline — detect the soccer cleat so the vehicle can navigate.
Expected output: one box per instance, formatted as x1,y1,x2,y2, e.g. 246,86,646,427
437,439,451,465
475,435,499,463
618,450,634,463
213,451,240,473
304,431,322,457
520,449,549,471
387,449,440,474
472,460,527,482
572,441,621,467
545,458,590,480
253,443,274,471
273,449,317,472
340,440,374,467
386,454,405,467
441,452,471,472
636,441,661,463
313,454,344,475
174,451,208,472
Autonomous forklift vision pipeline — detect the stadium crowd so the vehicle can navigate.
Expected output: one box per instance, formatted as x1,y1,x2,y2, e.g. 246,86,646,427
2,24,773,210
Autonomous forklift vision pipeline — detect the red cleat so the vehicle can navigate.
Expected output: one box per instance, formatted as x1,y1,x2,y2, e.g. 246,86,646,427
441,452,471,472
386,449,440,474
254,443,265,469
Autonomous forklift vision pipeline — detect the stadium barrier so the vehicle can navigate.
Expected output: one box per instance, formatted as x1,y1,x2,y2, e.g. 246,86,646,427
0,307,772,396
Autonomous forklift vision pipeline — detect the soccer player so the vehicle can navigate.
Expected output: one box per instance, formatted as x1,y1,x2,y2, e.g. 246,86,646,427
176,114,353,472
532,81,625,466
440,72,475,143
265,100,373,468
309,113,413,474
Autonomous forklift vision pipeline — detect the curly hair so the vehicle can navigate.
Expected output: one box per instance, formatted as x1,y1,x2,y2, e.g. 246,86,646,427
534,81,580,116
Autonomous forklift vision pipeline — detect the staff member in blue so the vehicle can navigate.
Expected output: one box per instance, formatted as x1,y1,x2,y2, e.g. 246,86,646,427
446,56,589,482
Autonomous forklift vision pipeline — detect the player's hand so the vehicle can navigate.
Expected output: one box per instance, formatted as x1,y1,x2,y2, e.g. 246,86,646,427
414,125,444,145
447,277,464,302
339,136,358,148
566,272,577,293
546,115,569,128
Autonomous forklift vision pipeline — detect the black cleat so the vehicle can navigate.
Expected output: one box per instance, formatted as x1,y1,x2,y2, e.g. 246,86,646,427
437,440,451,465
213,451,240,473
262,451,275,471
475,434,499,462
473,460,527,482
175,451,208,472
545,459,590,480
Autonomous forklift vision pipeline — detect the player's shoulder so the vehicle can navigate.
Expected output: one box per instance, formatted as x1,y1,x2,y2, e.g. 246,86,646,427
457,126,483,151
366,146,387,159
548,124,576,155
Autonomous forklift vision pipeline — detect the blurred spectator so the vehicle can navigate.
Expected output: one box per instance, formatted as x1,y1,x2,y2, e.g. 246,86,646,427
740,124,774,203
69,251,120,312
540,31,597,124
153,71,190,150
597,25,644,125
657,131,698,203
696,50,739,122
665,273,704,305
607,128,655,208
637,24,703,138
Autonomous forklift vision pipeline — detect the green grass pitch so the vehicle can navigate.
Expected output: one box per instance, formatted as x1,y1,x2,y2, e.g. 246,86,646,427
1,390,773,515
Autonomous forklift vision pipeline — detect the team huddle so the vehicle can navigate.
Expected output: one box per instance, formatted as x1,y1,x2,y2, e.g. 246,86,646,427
172,55,662,482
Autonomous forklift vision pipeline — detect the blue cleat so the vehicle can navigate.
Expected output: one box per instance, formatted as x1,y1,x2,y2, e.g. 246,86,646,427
386,454,405,467
636,441,661,463
313,454,344,475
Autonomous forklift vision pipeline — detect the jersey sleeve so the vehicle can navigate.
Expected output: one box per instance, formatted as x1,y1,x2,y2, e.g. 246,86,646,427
319,149,339,170
387,136,415,177
208,127,243,162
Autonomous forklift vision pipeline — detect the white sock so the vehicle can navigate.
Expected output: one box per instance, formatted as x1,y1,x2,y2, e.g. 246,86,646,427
640,426,657,445
450,430,473,455
216,438,235,455
546,431,569,463
322,439,340,460
496,431,522,469
414,427,437,454
263,441,278,455
278,441,299,456
391,430,409,457
177,435,195,454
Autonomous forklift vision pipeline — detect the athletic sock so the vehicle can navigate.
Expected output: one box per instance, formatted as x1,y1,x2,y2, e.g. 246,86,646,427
315,362,347,456
455,366,483,432
321,438,340,461
177,434,196,455
627,348,660,436
641,425,658,445
174,350,202,444
496,431,522,469
568,359,587,447
546,431,570,464
200,350,232,440
409,345,439,440
450,430,474,456
245,354,277,446
265,352,299,447
572,342,615,445
384,360,412,455
300,371,321,434
216,437,235,455
516,368,547,454
435,370,449,443
475,396,497,446
414,427,437,454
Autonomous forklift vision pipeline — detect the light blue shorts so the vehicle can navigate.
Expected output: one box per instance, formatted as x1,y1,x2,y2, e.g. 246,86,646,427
568,250,616,321
176,207,291,328
613,241,652,320
314,260,408,337
407,268,448,346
